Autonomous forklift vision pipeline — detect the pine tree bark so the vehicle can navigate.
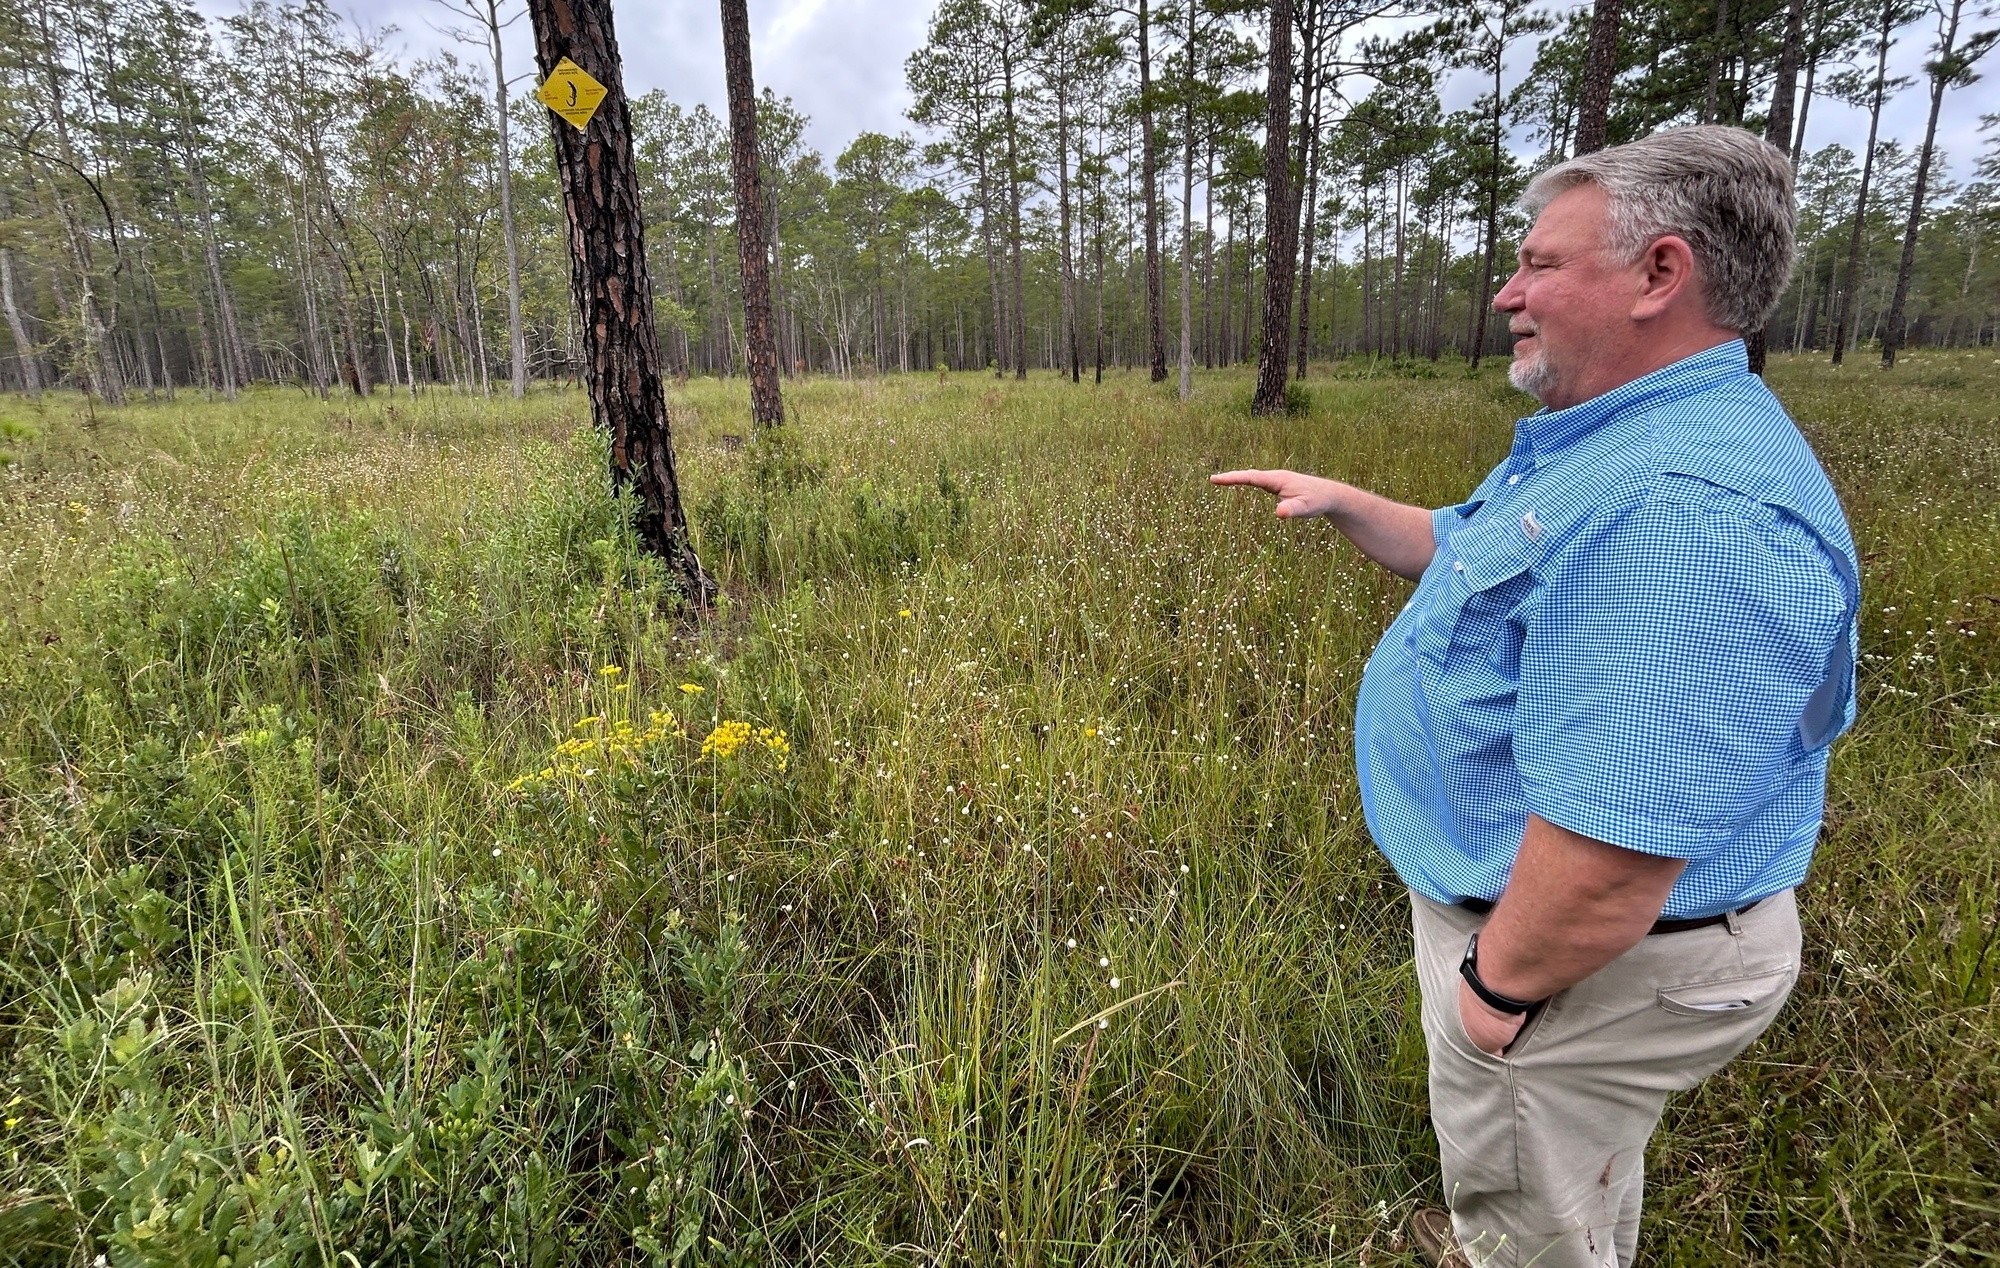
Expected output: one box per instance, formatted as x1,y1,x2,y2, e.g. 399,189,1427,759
34,0,121,403
1791,0,1831,162
976,147,1007,376
1202,136,1216,370
1764,0,1807,155
1177,0,1197,399
188,146,242,399
1746,0,1808,374
1093,122,1108,382
482,0,530,399
525,0,715,604
1138,0,1168,382
1470,35,1506,368
1241,206,1257,364
1219,203,1234,364
1057,64,1079,382
1702,0,1731,123
1252,0,1297,415
0,246,38,395
1575,0,1622,155
1392,164,1406,357
1879,0,1971,368
1830,0,1893,367
1002,25,1028,381
1293,41,1323,380
720,0,784,425
0,186,41,395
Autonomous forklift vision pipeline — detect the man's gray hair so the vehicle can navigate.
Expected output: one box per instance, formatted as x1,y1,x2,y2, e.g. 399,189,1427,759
1521,125,1796,333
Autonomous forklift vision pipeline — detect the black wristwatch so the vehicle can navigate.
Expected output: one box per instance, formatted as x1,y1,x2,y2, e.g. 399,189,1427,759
1460,932,1544,1016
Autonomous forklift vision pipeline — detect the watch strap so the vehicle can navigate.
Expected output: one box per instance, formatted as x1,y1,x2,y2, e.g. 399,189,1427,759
1460,932,1541,1015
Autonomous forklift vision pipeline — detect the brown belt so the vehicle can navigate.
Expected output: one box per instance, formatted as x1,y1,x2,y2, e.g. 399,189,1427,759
1456,896,1761,935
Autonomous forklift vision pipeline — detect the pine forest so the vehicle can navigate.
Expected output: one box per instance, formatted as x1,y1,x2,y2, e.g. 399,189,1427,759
0,0,1995,403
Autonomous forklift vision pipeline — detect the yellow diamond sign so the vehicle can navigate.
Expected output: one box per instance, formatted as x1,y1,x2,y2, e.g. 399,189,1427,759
537,57,607,131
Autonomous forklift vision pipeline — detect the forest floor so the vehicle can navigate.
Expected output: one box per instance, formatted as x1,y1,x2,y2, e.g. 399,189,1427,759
0,354,1994,1266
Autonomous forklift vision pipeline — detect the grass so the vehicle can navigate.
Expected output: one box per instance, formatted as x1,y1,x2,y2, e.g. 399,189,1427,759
0,352,1993,1266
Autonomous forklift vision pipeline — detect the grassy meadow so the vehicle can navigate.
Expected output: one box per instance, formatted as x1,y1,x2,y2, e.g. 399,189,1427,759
0,354,1994,1266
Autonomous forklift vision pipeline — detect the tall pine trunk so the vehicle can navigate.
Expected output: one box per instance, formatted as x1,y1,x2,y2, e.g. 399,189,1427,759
1218,198,1234,365
1791,0,1832,162
1880,0,1974,368
188,140,247,395
1251,0,1297,415
1057,68,1080,382
1138,0,1168,382
1293,46,1323,379
1829,1,1893,367
525,0,714,604
1391,163,1406,358
1470,71,1504,368
976,142,1007,376
0,188,41,396
1703,0,1732,122
1202,137,1216,370
1002,28,1028,381
1746,0,1808,374
1177,0,1197,399
1094,117,1107,382
1575,0,1622,154
481,0,528,398
721,0,784,425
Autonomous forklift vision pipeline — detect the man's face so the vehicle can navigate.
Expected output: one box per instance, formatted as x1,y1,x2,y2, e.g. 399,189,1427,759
1492,184,1638,410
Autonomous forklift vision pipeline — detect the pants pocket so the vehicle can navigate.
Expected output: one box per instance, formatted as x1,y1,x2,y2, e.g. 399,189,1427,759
1657,965,1796,1017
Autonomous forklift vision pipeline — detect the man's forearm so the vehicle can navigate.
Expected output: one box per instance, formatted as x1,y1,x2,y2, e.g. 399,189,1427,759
1324,483,1437,581
1475,814,1688,1002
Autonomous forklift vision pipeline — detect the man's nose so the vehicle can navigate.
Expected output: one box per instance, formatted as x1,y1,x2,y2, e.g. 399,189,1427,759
1492,270,1525,312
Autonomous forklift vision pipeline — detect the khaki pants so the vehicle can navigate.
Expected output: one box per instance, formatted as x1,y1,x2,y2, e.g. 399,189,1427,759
1411,889,1801,1268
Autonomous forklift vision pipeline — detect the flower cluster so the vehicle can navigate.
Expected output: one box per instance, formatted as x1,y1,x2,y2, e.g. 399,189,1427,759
506,708,684,793
700,720,791,769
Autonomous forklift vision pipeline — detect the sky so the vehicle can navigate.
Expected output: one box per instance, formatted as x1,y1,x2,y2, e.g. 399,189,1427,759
309,0,1988,193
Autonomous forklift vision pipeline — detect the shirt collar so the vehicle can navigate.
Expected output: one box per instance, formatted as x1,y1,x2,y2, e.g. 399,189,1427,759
1517,339,1749,459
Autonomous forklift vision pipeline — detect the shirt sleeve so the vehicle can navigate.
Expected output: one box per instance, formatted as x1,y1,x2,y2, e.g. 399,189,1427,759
1514,489,1849,860
1431,503,1464,551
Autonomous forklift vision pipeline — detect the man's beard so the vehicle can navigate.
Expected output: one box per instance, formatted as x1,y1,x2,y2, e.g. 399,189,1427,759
1508,334,1558,402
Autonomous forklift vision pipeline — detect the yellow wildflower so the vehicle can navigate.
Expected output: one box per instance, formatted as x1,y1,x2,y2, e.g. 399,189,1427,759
679,683,705,695
702,720,752,759
600,664,623,677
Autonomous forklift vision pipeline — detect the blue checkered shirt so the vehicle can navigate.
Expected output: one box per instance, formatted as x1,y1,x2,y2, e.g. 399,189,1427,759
1355,341,1860,919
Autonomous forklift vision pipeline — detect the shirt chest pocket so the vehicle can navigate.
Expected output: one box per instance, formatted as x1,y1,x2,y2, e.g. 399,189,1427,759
1434,519,1539,673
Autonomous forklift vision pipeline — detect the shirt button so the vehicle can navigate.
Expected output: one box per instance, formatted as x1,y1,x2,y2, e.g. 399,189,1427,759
1507,473,1521,485
1452,560,1465,573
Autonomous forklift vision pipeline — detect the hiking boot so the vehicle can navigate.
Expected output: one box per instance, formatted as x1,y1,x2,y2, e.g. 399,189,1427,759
1408,1207,1474,1268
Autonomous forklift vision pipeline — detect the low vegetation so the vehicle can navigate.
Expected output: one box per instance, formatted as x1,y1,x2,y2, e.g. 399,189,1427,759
0,358,1993,1265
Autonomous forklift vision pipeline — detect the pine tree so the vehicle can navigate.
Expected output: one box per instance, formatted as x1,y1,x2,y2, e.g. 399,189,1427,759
524,0,714,603
720,0,784,424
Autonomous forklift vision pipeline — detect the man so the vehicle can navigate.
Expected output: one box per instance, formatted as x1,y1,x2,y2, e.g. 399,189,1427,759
1212,126,1858,1267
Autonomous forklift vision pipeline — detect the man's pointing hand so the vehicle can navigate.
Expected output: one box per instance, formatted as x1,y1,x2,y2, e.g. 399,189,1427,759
1208,469,1345,519
1209,468,1438,581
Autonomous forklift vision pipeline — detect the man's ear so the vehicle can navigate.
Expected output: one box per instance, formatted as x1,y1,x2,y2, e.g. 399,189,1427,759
1630,235,1699,322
